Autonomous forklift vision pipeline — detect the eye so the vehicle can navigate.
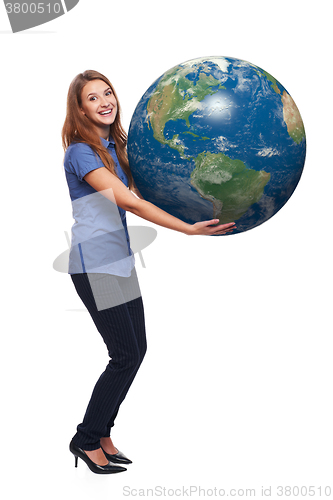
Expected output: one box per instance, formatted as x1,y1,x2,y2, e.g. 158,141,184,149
105,90,112,96
89,96,97,101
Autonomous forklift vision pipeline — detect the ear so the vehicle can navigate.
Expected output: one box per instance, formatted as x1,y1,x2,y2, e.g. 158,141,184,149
80,108,86,116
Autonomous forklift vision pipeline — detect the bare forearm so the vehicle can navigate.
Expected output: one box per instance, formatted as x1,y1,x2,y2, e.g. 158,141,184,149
129,198,192,235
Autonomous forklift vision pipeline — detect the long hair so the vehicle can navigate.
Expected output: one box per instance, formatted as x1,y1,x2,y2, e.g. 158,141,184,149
62,70,134,189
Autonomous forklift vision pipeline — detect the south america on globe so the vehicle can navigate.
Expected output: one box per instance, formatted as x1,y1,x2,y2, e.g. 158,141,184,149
127,56,306,234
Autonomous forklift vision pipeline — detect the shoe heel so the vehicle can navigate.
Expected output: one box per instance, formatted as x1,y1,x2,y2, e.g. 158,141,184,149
70,440,126,474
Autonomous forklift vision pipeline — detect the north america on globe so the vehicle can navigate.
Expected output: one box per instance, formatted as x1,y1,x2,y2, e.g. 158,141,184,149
128,56,306,234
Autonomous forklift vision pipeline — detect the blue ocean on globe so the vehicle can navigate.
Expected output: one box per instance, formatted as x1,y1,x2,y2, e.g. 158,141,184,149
127,56,306,234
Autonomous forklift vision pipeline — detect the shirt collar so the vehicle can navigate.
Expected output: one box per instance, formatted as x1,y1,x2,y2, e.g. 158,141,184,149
100,136,115,148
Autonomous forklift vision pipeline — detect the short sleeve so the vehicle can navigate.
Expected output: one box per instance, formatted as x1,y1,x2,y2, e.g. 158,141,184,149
65,143,104,182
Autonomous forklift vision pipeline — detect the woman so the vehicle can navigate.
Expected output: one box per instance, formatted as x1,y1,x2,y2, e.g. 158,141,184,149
62,70,235,475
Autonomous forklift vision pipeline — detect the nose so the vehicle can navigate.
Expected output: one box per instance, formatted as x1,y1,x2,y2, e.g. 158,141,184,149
100,96,111,107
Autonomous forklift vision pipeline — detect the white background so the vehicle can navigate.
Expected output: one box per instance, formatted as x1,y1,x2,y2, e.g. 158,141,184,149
0,1,332,498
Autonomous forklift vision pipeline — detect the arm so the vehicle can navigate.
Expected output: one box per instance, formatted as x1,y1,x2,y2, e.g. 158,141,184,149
83,167,236,236
131,182,145,200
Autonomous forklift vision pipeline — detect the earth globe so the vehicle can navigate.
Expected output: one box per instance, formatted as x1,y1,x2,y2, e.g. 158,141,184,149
127,56,306,235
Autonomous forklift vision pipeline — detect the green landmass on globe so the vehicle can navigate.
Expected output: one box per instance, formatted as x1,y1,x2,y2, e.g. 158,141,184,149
147,64,226,158
191,152,271,223
128,56,306,234
260,70,306,144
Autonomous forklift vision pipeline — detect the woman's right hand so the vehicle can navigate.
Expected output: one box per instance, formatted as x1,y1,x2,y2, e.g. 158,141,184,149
186,219,236,236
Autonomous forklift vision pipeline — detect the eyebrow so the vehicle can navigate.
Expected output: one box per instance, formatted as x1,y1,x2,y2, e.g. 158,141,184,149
86,87,112,98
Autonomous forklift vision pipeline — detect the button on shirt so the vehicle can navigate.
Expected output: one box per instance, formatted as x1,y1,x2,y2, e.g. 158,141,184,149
64,137,135,276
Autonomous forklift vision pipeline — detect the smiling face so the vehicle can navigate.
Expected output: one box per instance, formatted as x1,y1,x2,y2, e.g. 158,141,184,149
80,79,118,139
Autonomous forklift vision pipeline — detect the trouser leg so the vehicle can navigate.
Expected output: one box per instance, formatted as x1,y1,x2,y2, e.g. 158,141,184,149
70,270,147,451
105,295,146,435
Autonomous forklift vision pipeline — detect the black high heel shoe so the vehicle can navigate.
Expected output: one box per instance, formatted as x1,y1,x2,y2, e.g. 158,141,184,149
101,446,132,464
69,440,127,474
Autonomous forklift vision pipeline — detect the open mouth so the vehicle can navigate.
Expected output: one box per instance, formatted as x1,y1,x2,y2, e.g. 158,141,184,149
99,109,112,115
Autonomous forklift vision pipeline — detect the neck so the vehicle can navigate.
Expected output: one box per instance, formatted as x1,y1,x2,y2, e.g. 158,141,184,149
95,125,110,140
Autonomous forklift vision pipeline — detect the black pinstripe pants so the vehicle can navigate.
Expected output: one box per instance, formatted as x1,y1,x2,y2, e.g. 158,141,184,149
70,268,147,451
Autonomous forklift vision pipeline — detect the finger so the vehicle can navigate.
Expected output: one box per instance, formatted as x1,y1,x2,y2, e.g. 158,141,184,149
210,224,236,232
207,221,236,229
211,225,236,234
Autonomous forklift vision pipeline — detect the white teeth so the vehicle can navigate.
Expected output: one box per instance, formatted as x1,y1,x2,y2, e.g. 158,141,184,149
100,110,112,115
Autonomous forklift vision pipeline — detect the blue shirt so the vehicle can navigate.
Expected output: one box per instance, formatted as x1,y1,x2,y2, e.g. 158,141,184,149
64,137,135,276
